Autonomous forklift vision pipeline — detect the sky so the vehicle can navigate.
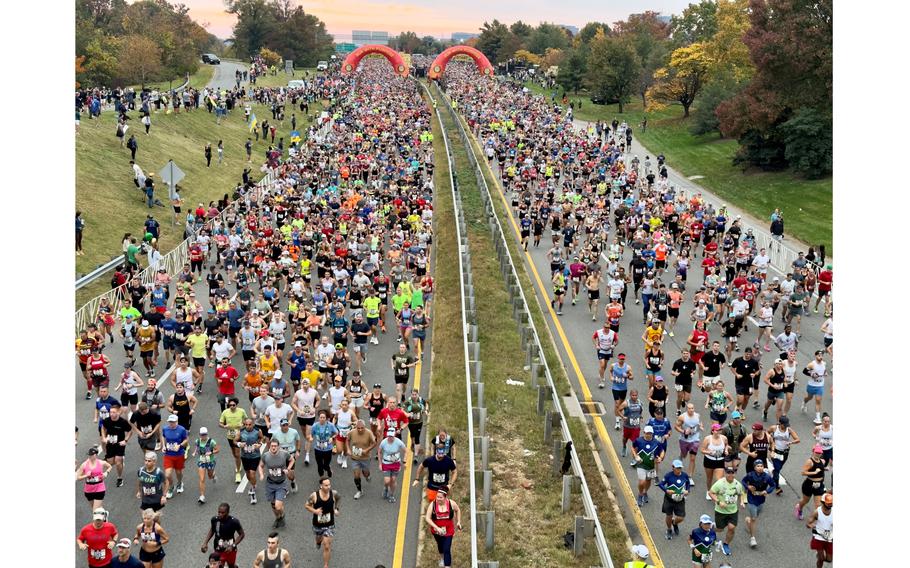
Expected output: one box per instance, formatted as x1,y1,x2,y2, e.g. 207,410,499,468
177,0,695,40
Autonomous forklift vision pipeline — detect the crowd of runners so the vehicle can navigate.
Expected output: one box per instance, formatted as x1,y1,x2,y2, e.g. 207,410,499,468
440,63,833,568
76,61,464,568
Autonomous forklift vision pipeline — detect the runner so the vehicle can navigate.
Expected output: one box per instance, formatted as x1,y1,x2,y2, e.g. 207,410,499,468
618,389,644,458
77,447,112,512
133,507,169,567
218,397,247,484
632,425,665,506
348,419,377,500
413,443,458,502
609,354,633,426
742,459,775,548
699,424,728,500
311,410,339,478
708,466,745,557
252,533,292,568
402,388,429,460
801,350,828,425
100,404,131,487
305,476,340,568
813,413,833,469
192,426,219,504
292,378,320,466
201,503,245,568
795,444,828,520
593,323,618,390
136,452,167,513
806,493,833,568
77,508,118,568
687,515,717,568
391,343,418,403
424,486,463,568
238,418,263,505
271,419,301,492
159,414,188,499
675,404,703,479
379,428,407,503
657,459,690,540
259,439,293,528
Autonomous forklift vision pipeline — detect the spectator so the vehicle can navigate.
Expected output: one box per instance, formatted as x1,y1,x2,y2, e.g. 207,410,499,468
76,211,85,256
126,134,138,160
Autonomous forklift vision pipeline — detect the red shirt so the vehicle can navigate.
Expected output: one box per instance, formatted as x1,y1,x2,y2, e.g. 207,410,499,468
700,257,717,275
377,408,409,435
216,366,239,395
818,270,833,291
79,522,118,567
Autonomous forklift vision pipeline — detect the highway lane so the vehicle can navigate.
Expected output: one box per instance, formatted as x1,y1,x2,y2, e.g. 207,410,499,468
74,263,431,568
460,114,833,567
208,61,247,91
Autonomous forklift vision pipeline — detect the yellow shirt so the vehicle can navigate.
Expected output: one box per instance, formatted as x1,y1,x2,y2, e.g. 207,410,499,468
186,333,208,357
259,355,279,379
644,327,663,345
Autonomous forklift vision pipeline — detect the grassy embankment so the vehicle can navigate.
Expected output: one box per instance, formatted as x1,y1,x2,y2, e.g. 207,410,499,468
524,81,832,252
75,94,320,305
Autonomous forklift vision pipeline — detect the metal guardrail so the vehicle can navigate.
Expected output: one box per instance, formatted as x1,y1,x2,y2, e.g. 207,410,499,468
434,80,615,568
420,80,481,568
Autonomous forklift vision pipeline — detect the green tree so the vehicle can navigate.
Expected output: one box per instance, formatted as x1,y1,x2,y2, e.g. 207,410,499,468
781,108,832,178
587,32,640,112
391,31,422,53
82,35,121,86
475,20,521,64
226,0,278,59
612,11,671,106
528,22,570,55
577,22,611,45
274,7,335,66
556,48,586,95
669,0,719,47
118,34,163,89
509,20,534,41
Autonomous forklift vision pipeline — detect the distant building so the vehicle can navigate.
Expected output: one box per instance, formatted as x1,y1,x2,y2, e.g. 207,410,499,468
452,32,478,43
352,30,389,46
559,24,579,36
656,14,672,25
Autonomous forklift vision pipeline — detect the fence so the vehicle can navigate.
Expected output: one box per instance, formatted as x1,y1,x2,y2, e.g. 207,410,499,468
433,80,615,568
420,80,481,568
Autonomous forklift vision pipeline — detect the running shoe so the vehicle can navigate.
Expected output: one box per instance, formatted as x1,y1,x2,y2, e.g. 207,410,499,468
795,503,803,520
668,331,674,337
199,495,206,504
250,492,257,505
592,314,596,321
721,542,731,556
814,413,822,425
291,481,297,493
762,410,768,422
166,489,174,499
666,529,672,540
600,381,607,390
620,446,627,457
614,416,620,429
673,522,680,536
116,478,124,488
643,494,649,504
304,454,310,466
354,491,362,500
86,392,93,400
706,491,712,501
752,400,760,409
800,402,807,413
276,517,285,528
235,470,242,483
750,536,757,548
389,496,396,503
572,299,576,306
176,482,184,494
273,518,280,529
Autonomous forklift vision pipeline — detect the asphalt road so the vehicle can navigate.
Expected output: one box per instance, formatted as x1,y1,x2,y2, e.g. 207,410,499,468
472,121,833,567
74,257,433,566
208,61,247,91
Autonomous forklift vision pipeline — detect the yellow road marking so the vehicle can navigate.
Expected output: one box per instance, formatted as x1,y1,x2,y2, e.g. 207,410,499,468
465,130,665,567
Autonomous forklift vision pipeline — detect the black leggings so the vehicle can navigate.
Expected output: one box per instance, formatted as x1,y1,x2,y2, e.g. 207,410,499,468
433,534,453,566
315,449,333,478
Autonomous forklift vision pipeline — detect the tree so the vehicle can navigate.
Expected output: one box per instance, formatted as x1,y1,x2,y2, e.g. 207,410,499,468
556,49,586,95
780,108,832,178
509,20,534,41
475,20,521,64
669,0,719,47
704,0,753,83
541,47,565,69
118,34,162,89
226,0,278,59
273,7,335,66
259,47,282,67
75,56,87,88
716,0,832,173
577,22,611,45
513,49,542,66
587,32,640,112
612,11,671,106
391,31,422,53
528,22,570,55
646,43,709,117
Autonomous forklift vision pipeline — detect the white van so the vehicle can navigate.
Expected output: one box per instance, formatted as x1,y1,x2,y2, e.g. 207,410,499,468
288,80,305,89
316,61,328,71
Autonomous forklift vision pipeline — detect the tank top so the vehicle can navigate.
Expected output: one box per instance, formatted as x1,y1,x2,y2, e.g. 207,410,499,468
367,393,385,419
812,507,833,542
650,385,667,408
83,460,106,493
348,379,364,399
175,368,195,392
709,391,728,413
768,368,785,391
172,392,190,419
806,457,825,482
646,351,662,371
430,498,456,537
335,409,354,436
816,425,833,450
772,426,792,453
681,413,701,442
749,433,770,461
261,548,286,568
623,399,643,428
89,356,107,378
611,363,630,390
706,436,726,460
138,523,161,546
312,490,336,527
807,361,827,387
329,387,346,413
783,361,797,384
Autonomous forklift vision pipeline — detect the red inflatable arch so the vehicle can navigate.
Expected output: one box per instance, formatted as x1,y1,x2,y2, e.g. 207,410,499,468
427,45,494,80
341,44,409,77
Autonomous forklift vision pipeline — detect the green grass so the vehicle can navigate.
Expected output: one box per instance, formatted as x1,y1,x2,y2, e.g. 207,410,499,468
75,98,321,306
251,67,318,89
457,98,632,568
433,85,603,567
185,64,216,89
417,98,472,568
525,81,832,252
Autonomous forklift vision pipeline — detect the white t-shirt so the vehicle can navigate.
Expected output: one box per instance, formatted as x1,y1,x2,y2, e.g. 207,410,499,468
265,403,294,433
293,388,319,419
212,341,233,361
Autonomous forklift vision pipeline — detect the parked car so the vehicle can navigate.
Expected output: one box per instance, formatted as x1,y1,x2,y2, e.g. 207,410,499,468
316,61,328,71
288,80,305,89
202,53,221,65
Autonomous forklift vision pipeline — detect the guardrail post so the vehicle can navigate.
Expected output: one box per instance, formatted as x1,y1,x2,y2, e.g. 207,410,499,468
562,474,574,513
483,469,492,509
485,511,495,551
552,438,564,474
537,385,548,416
474,382,484,408
530,359,540,388
573,515,585,557
473,360,482,384
473,407,487,438
481,436,489,471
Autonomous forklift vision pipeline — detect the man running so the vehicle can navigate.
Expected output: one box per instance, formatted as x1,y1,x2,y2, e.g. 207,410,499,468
259,439,293,528
379,428,407,503
657,459,691,540
806,493,833,568
305,476,340,568
708,467,745,557
201,503,245,568
742,459,775,548
252,533,292,568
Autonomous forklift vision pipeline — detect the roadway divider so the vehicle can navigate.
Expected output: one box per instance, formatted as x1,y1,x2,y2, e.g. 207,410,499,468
431,80,615,568
419,80,482,567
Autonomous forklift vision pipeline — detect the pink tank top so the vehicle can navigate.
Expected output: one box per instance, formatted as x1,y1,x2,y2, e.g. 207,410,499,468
83,460,106,493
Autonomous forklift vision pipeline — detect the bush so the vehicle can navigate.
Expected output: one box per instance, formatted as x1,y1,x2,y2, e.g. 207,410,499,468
780,107,832,179
690,76,739,136
733,129,787,172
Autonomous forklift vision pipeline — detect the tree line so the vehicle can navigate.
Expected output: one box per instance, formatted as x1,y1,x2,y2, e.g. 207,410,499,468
226,0,335,67
469,0,831,178
76,0,220,89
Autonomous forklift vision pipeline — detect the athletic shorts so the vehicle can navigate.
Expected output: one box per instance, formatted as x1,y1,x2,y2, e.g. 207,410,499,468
810,538,833,555
746,503,764,518
636,467,656,481
312,525,335,538
662,495,686,518
588,290,600,300
193,357,205,368
266,482,288,503
668,307,679,318
806,385,824,397
611,389,627,401
622,427,640,443
715,510,738,529
84,490,105,501
408,422,423,442
241,456,260,472
297,416,316,428
381,463,401,476
802,479,826,497
674,382,692,394
597,350,613,361
139,547,165,563
367,317,379,328
823,337,833,348
703,457,725,470
353,460,370,473
242,349,256,361
735,385,752,397
783,382,796,394
163,454,185,470
767,389,784,401
121,392,138,407
353,343,368,354
217,549,238,566
679,440,700,456
140,350,154,360
394,375,409,385
162,338,175,350
105,443,125,459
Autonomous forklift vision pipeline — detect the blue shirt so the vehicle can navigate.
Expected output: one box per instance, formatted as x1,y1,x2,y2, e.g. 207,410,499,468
311,422,338,452
288,352,307,380
151,288,167,308
690,526,717,552
742,471,776,505
111,555,145,568
96,396,118,430
161,425,188,456
658,471,691,496
227,308,246,328
646,417,672,445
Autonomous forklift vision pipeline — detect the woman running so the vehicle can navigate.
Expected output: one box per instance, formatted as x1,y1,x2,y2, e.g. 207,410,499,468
192,427,219,504
700,424,728,500
705,380,734,425
333,399,355,470
425,486,462,568
77,447,112,512
134,507,169,568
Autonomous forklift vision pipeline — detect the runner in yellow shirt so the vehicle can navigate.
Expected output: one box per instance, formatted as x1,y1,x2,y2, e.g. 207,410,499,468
184,327,209,392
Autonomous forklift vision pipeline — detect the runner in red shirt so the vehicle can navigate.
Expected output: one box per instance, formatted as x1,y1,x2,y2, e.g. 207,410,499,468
377,399,409,438
215,359,240,411
815,265,833,313
77,509,118,568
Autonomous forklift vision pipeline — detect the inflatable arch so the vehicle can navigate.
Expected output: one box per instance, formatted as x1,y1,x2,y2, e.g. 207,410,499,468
341,45,409,77
427,46,494,80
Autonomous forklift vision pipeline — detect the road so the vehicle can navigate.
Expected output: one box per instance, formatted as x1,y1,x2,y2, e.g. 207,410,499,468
74,235,433,565
208,61,247,91
465,116,833,567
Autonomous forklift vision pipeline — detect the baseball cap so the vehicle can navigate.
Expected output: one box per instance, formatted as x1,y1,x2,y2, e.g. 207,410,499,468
643,426,654,433
373,383,383,388
199,427,208,435
631,544,649,559
92,508,108,521
116,538,132,548
386,429,396,437
813,444,824,454
167,414,178,422
699,514,713,525
655,375,664,382
724,467,736,474
273,370,283,380
711,423,722,431
671,459,683,468
752,422,763,430
280,419,289,426
141,320,150,327
754,459,764,466
731,410,742,419
87,447,99,456
335,343,344,349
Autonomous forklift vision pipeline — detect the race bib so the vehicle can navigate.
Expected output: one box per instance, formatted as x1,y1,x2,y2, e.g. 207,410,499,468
142,486,156,495
228,429,238,440
166,442,179,452
671,492,684,502
352,447,363,457
386,452,401,464
724,493,737,504
812,481,821,489
647,469,657,479
432,473,446,483
200,454,212,463
268,467,283,477
675,384,684,392
87,475,102,484
91,549,106,560
316,439,330,451
628,417,641,427
106,435,118,443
